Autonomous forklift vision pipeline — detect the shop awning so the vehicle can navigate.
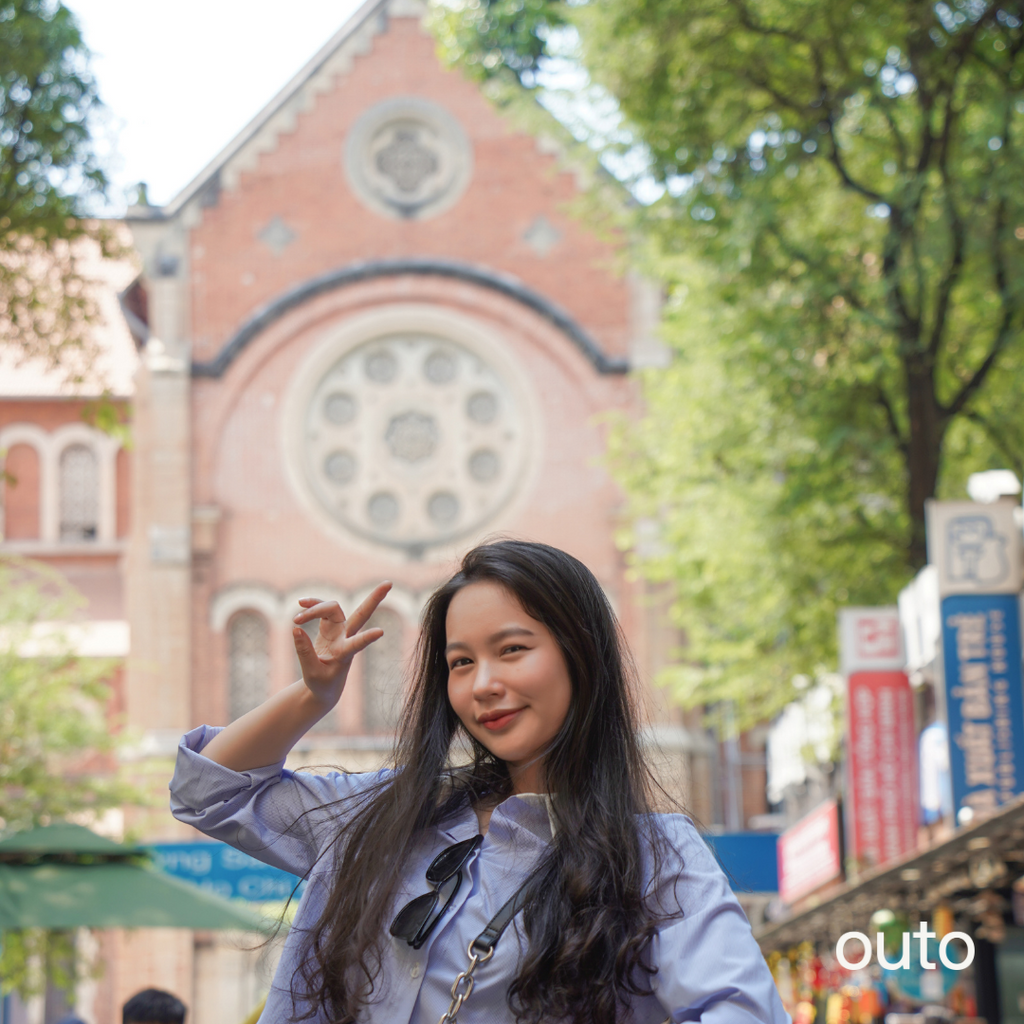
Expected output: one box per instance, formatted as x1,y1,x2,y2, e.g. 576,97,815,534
754,793,1024,952
0,822,270,931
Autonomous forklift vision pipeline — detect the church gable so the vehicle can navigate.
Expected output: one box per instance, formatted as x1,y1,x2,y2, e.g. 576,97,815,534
134,0,632,373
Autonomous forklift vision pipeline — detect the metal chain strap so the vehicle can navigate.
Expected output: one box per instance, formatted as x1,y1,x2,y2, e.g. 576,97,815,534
433,929,671,1024
437,940,495,1024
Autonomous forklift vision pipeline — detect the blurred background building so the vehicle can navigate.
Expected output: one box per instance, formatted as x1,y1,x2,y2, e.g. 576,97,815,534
0,0,772,1018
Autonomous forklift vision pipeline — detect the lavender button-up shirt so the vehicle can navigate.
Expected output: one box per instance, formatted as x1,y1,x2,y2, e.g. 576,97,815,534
169,726,790,1023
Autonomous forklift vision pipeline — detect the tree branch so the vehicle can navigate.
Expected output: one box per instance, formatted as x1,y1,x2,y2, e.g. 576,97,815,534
965,410,1024,479
880,210,918,336
942,198,1014,417
826,111,886,202
877,386,909,455
727,0,805,44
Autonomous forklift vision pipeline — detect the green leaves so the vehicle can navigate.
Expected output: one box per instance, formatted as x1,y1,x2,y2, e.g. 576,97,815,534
0,0,106,234
0,0,119,385
442,0,1023,717
593,0,1024,717
608,257,910,724
0,558,136,833
432,0,567,86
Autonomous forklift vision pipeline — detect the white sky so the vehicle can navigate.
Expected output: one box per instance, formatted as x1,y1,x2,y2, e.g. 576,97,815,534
72,0,367,209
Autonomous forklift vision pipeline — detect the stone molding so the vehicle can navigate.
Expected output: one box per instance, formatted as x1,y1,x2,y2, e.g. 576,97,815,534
278,302,543,560
344,96,474,220
191,257,630,380
209,580,422,633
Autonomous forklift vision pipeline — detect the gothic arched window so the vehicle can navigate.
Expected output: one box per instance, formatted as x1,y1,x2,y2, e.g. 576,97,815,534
228,611,270,722
363,608,403,733
59,444,98,542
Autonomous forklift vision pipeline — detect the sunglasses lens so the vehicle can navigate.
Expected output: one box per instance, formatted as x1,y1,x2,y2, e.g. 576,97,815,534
390,835,482,948
389,891,438,941
426,835,480,885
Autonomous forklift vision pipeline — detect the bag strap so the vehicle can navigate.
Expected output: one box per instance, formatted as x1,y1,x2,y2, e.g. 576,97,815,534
436,873,534,1024
472,875,534,953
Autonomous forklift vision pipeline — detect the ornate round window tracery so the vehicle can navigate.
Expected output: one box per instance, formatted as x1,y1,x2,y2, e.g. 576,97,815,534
344,97,473,221
301,332,527,554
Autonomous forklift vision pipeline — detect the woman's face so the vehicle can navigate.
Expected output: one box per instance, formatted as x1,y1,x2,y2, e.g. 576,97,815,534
445,581,572,793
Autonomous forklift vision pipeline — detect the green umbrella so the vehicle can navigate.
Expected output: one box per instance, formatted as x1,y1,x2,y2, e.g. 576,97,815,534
0,823,269,932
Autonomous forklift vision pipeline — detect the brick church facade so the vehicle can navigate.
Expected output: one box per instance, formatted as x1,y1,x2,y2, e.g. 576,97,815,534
0,0,767,1017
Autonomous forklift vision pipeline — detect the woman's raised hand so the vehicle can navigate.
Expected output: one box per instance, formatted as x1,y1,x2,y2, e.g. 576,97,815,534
292,581,392,705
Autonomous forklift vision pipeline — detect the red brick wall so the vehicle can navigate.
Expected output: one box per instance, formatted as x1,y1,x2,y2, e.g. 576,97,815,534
3,442,40,539
0,398,126,432
181,13,643,728
187,18,630,365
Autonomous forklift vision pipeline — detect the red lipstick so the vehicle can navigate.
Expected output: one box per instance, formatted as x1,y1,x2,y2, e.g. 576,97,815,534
479,708,523,730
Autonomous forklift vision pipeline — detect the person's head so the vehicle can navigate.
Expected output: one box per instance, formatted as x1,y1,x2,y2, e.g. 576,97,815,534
414,539,643,799
299,541,671,1024
122,989,186,1024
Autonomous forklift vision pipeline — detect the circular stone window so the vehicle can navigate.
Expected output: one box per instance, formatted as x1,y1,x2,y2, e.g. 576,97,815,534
301,333,526,554
344,97,473,220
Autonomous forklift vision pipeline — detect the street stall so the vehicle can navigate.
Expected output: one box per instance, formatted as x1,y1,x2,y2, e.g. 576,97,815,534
0,823,269,930
0,823,270,1024
755,794,1024,1024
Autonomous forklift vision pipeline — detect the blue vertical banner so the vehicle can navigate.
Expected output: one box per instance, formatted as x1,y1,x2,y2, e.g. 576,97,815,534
940,592,1024,822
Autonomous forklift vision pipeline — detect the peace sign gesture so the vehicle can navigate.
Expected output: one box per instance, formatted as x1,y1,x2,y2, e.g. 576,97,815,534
292,581,393,706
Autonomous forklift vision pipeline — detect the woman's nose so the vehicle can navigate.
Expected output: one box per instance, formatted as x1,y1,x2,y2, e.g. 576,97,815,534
472,660,504,696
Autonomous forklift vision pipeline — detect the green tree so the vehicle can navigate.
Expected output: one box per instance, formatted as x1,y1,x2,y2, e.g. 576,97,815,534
581,0,1024,561
0,0,120,382
0,557,136,999
0,557,130,831
432,0,567,87
440,0,1024,719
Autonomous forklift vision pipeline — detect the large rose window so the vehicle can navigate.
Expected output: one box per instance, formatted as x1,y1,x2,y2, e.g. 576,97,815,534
301,333,526,554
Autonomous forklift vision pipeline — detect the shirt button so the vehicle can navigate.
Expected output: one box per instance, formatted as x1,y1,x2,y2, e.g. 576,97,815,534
411,964,421,979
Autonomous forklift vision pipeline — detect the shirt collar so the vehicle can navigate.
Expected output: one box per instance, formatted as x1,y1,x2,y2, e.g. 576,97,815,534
442,791,558,844
507,792,559,840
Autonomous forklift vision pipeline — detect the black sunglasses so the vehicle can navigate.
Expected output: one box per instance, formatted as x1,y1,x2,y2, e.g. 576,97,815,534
389,834,483,949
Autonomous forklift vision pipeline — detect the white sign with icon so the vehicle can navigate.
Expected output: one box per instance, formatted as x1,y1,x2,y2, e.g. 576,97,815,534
838,607,904,676
925,500,1022,597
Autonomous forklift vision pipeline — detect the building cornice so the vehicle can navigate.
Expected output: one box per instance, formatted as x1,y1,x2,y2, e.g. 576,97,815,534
191,257,630,379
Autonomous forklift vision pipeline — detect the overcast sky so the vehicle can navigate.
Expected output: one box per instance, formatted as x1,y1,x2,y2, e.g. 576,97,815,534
72,0,366,209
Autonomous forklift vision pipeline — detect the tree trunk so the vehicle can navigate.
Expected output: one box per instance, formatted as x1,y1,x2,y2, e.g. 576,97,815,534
904,353,945,570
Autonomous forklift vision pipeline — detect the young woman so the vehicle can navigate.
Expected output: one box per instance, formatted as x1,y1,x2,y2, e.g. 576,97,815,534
170,541,788,1024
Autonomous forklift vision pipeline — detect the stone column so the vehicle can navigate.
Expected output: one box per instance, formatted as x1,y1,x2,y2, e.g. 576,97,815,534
124,223,193,741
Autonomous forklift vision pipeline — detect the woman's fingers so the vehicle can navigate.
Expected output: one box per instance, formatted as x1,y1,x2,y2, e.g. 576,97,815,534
293,599,345,626
293,621,384,684
347,626,385,654
343,581,393,637
291,583,391,671
293,626,326,681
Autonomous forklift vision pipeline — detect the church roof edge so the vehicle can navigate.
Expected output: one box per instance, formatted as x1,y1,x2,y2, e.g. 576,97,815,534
126,0,394,223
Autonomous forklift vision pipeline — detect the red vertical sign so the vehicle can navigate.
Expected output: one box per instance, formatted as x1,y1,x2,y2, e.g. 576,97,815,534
839,608,919,872
847,670,919,869
777,798,843,904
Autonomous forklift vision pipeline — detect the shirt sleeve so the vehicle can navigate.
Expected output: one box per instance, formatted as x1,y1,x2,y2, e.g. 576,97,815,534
649,817,791,1024
168,724,391,877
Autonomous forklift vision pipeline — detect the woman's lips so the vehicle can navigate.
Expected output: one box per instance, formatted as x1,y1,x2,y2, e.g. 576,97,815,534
480,709,523,731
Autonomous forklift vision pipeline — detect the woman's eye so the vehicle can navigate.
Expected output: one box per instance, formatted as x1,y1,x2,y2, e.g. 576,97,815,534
449,657,471,670
501,644,526,655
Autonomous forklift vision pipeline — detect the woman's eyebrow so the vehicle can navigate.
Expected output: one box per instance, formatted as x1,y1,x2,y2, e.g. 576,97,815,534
444,626,536,654
488,626,536,644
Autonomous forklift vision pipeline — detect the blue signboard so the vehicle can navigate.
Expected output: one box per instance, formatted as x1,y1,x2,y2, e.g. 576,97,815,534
702,832,779,893
152,842,305,903
940,592,1024,822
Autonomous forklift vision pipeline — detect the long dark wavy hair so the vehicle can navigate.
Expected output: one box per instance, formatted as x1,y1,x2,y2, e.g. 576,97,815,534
293,540,679,1023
